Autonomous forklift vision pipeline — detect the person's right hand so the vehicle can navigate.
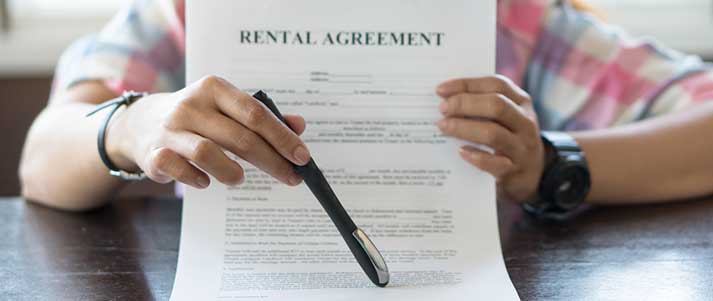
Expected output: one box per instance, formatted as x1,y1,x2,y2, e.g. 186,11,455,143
106,75,311,189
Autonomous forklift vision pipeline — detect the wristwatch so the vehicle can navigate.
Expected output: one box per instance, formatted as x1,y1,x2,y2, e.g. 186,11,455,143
523,131,591,218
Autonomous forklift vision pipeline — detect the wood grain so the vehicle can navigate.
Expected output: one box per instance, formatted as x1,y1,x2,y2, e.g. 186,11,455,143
1,196,712,300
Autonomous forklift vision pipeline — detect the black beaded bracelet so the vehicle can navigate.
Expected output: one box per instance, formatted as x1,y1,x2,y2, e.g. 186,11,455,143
86,91,148,181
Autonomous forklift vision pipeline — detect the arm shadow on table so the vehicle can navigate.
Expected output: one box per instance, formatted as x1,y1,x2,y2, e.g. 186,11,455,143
14,196,181,300
499,194,713,242
498,195,713,299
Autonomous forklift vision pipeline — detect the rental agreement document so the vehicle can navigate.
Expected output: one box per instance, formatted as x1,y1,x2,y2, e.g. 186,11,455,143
172,0,517,299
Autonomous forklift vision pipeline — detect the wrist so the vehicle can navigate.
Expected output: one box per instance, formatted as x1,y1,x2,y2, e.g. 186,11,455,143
105,100,141,173
524,131,591,218
523,139,552,203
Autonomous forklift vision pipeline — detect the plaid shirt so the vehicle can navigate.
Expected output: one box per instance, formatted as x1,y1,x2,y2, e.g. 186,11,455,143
55,0,713,131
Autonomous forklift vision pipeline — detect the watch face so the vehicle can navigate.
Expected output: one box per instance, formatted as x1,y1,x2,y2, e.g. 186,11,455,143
552,162,590,211
533,133,591,217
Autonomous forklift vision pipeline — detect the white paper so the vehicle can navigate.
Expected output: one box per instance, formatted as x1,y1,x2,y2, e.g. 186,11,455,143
172,0,517,300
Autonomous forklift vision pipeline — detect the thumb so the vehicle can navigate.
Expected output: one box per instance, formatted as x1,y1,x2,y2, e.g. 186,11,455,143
284,115,307,135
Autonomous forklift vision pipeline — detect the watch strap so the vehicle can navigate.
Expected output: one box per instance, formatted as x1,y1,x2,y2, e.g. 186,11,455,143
541,131,581,152
525,131,590,218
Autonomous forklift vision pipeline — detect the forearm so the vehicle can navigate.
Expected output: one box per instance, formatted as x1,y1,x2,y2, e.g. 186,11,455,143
19,76,312,211
19,83,124,210
573,102,713,204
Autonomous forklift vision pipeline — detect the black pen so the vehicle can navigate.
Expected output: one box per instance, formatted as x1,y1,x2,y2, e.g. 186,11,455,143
252,90,389,287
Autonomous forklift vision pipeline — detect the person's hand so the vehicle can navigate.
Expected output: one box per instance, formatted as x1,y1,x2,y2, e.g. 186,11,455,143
436,75,545,203
106,75,311,189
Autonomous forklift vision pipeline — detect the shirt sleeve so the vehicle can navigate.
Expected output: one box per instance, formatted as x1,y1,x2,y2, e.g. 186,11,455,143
504,0,713,131
52,0,186,98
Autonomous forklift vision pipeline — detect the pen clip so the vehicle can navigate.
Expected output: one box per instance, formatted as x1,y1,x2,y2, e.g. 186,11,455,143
353,228,390,286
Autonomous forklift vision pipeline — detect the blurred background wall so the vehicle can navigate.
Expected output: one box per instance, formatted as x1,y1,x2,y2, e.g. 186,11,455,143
0,0,711,196
0,0,174,196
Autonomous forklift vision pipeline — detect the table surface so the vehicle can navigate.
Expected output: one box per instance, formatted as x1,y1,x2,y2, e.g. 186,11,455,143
2,196,712,300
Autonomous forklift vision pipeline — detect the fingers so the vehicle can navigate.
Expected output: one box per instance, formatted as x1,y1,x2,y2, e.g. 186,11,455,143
436,75,530,105
438,118,521,158
436,75,544,202
440,93,534,134
162,131,245,186
149,76,310,188
459,146,514,179
205,77,311,166
144,147,211,189
191,113,302,186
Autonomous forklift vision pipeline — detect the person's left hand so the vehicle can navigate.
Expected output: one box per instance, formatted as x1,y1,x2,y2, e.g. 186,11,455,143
436,75,545,203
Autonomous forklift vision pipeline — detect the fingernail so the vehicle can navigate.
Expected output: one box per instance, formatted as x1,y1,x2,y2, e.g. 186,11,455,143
288,172,303,186
458,147,469,157
437,119,448,131
293,145,311,165
436,83,451,96
197,176,210,188
439,101,449,114
436,83,446,94
459,147,478,160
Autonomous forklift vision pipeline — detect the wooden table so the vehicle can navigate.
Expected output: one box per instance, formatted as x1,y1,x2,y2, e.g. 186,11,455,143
2,196,712,300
